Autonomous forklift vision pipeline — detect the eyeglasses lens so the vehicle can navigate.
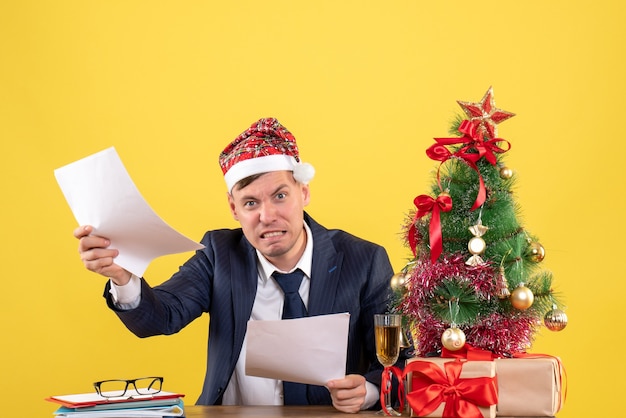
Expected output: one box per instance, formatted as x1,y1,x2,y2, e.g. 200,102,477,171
134,377,162,395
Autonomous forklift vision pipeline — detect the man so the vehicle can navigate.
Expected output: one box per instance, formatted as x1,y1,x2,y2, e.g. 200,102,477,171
74,118,394,413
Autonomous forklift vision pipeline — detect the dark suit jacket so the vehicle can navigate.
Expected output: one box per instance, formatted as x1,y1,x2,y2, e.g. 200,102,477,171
105,213,394,406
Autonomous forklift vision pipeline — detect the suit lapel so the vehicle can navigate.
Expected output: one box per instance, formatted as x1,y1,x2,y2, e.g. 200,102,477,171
230,238,258,350
306,214,343,316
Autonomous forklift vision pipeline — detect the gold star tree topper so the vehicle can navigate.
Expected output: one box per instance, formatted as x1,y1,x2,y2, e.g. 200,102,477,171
457,86,515,139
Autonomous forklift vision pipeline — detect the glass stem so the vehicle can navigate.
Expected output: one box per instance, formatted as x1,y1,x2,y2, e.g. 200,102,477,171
384,368,393,411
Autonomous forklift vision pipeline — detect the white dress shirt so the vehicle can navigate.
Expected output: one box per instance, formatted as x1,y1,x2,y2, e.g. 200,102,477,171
221,222,313,405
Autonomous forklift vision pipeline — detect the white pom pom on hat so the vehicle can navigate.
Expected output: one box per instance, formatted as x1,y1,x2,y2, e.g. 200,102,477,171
293,162,315,185
219,118,315,191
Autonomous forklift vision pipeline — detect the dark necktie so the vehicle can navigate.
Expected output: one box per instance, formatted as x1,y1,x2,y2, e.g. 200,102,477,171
272,269,309,405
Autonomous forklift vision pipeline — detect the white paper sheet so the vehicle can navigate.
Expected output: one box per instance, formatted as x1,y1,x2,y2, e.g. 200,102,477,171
245,313,350,386
54,147,204,277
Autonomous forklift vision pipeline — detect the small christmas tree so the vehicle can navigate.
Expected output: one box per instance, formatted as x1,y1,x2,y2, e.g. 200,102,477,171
394,87,568,357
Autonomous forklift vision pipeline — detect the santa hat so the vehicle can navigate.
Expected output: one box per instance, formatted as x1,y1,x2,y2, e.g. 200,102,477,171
219,118,315,191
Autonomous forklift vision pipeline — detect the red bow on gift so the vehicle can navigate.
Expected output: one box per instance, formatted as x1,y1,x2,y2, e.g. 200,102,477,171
441,343,497,361
404,359,498,418
426,120,510,211
408,193,453,262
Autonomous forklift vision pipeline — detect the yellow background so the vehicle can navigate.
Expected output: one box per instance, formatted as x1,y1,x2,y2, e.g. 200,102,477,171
1,1,623,416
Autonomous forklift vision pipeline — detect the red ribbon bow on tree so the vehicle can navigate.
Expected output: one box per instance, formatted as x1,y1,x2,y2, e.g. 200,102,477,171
408,193,453,262
426,120,510,211
404,359,498,418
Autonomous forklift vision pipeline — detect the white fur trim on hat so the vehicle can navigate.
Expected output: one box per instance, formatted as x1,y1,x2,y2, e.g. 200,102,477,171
224,154,297,191
224,155,316,191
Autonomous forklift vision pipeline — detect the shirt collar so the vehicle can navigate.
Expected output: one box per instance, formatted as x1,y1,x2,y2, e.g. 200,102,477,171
256,221,313,282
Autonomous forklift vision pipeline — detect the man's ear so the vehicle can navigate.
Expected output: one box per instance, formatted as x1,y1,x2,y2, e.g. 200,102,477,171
227,192,239,221
301,183,311,207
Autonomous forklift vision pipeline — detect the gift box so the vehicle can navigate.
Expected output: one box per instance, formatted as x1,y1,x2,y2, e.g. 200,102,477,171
494,356,564,417
404,358,498,418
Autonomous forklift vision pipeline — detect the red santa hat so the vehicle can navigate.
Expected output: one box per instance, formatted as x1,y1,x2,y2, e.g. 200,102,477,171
219,118,315,191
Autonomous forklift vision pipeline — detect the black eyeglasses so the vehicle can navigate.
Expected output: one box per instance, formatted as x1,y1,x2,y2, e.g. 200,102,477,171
93,377,163,398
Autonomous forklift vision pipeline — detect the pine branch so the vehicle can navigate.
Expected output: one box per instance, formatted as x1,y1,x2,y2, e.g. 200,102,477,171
431,279,481,325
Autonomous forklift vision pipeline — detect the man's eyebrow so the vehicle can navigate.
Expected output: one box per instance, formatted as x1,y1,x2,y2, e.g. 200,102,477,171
271,184,289,195
237,183,289,201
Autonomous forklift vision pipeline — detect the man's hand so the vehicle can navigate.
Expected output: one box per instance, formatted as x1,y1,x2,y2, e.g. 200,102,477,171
326,374,367,414
74,225,131,285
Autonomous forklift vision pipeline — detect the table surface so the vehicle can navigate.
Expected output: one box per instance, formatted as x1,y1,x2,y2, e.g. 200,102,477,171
183,405,369,417
182,405,553,417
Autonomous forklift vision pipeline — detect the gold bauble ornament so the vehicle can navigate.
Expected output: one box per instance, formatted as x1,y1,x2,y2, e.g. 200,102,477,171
390,272,409,292
528,241,546,262
499,166,513,179
511,283,534,310
441,327,466,351
544,305,568,331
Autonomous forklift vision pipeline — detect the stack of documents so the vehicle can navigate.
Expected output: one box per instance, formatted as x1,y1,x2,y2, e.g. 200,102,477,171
46,390,185,417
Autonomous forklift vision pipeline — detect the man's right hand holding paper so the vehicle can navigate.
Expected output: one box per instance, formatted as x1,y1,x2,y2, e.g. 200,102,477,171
74,225,132,286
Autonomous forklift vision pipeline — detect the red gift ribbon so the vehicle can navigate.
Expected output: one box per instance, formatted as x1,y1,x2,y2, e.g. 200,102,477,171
379,365,405,415
403,359,498,418
408,193,453,262
441,343,497,361
441,347,567,413
426,120,511,211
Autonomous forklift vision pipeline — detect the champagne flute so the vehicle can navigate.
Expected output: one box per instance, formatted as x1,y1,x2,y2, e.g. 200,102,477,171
374,314,402,416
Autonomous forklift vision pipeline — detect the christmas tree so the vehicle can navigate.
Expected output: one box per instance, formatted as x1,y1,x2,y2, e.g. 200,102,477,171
394,87,568,357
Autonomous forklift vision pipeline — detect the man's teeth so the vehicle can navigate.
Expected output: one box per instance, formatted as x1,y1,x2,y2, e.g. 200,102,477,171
264,232,283,238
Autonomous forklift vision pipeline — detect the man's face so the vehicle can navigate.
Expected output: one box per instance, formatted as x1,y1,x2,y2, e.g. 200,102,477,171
228,171,310,270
